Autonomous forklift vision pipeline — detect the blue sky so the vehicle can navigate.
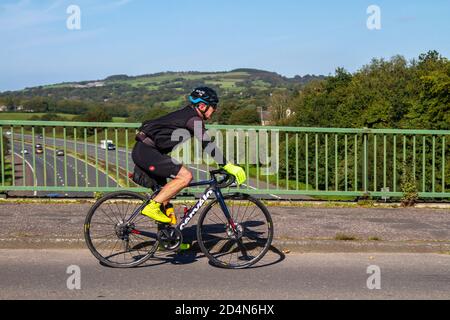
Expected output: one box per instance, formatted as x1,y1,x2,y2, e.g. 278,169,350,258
1,0,449,91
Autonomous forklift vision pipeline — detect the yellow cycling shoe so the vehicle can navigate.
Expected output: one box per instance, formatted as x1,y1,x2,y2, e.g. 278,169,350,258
141,200,172,224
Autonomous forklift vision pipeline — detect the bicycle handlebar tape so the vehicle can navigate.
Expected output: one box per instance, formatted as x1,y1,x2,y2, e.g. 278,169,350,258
223,163,247,185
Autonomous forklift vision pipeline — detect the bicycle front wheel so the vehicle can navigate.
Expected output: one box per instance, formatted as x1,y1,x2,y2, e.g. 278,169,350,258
84,191,159,268
197,193,274,269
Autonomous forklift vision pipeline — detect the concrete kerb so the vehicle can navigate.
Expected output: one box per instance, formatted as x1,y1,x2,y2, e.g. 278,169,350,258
1,199,449,252
1,237,450,254
0,198,450,209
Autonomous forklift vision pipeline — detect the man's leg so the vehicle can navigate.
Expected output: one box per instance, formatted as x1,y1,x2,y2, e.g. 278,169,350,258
154,166,193,204
133,143,192,224
141,166,193,224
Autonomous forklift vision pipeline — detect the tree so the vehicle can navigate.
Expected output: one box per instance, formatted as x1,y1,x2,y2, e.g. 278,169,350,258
229,106,260,125
75,107,113,123
268,92,291,124
141,106,172,121
5,97,16,111
30,113,65,121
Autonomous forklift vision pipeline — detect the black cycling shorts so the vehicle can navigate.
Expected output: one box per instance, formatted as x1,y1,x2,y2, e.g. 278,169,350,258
131,141,183,187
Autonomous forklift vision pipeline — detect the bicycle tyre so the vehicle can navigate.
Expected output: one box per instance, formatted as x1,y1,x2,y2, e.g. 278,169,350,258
84,191,159,268
197,193,274,269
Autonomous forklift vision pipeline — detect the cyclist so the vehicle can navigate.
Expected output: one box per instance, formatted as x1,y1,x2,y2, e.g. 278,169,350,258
132,87,247,225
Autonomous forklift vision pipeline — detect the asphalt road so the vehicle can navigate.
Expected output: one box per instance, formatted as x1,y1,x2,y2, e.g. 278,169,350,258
10,143,116,197
0,250,449,300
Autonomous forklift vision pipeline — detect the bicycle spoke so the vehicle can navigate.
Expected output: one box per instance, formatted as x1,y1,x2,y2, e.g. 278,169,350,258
92,237,116,250
198,194,272,269
228,244,234,265
91,222,116,226
126,202,142,223
106,202,122,223
99,207,120,225
114,201,126,222
209,208,228,225
85,192,158,267
236,238,249,259
108,239,120,259
89,232,117,240
204,215,227,228
239,201,252,225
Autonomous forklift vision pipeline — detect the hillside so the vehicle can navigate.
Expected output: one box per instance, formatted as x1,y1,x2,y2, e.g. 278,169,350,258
0,69,324,108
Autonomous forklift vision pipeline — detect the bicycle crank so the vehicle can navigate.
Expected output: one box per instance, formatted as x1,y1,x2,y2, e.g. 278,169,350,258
157,227,183,251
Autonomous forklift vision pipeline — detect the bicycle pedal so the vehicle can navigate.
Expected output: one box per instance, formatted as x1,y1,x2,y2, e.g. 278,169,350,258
179,243,191,251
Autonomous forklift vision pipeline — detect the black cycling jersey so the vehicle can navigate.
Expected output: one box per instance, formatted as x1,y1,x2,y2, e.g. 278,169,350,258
139,105,226,165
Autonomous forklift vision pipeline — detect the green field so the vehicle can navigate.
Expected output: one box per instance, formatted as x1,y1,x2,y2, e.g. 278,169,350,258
110,71,251,90
0,113,127,123
162,97,185,108
0,113,76,121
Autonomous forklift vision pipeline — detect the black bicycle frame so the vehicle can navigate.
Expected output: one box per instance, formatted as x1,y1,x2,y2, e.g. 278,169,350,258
178,178,233,231
125,172,235,235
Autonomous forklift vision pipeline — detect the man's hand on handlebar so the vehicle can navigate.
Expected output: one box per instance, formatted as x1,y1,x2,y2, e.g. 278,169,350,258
223,163,247,185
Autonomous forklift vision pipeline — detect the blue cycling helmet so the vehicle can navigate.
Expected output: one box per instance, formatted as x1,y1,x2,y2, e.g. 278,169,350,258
189,87,219,109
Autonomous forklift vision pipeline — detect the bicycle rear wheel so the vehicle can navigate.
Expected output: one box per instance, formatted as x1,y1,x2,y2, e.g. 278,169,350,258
197,193,274,269
84,191,159,268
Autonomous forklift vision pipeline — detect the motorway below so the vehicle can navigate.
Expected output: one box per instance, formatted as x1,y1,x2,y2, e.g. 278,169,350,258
0,250,449,300
10,143,116,198
17,134,310,200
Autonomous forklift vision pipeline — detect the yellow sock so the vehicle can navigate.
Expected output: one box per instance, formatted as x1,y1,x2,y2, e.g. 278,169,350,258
165,204,177,225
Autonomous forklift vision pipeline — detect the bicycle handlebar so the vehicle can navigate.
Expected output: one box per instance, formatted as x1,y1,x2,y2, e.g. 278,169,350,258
210,169,236,189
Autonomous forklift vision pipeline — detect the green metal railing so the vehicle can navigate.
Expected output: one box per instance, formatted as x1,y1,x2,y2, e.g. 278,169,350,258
0,120,449,199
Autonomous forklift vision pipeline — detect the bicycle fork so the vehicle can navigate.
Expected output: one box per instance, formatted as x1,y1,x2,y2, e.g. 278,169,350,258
214,189,249,258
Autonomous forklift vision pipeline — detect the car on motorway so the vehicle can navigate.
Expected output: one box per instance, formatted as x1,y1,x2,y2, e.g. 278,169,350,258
20,149,29,155
35,144,44,154
101,140,116,151
56,150,65,156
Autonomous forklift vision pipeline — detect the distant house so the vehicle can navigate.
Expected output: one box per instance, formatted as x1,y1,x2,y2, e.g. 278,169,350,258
258,107,295,126
0,105,7,112
70,81,105,89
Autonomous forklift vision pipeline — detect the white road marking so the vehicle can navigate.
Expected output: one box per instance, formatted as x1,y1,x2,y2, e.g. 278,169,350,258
13,152,38,196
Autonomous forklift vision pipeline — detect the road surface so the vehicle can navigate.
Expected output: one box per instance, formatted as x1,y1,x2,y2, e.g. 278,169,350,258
10,144,116,197
0,250,449,300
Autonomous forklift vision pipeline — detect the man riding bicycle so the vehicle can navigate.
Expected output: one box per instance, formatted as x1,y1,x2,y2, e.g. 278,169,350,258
132,87,247,225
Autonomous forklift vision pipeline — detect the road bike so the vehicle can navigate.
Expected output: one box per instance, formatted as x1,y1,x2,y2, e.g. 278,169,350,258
84,169,274,269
